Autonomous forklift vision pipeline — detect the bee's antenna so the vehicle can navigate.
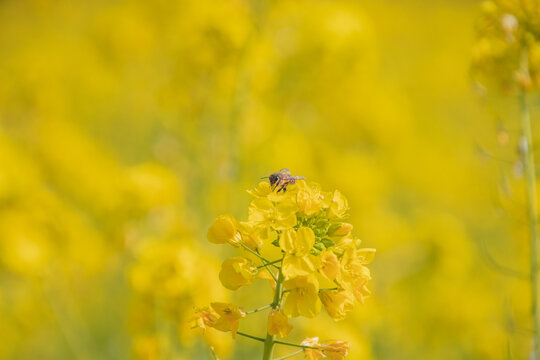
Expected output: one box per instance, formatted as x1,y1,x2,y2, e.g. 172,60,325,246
261,176,269,179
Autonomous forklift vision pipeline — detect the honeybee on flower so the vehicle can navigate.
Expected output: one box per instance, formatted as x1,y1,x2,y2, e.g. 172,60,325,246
262,168,306,193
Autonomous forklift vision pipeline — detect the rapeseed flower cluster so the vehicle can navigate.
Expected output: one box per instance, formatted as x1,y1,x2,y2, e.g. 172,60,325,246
192,178,375,359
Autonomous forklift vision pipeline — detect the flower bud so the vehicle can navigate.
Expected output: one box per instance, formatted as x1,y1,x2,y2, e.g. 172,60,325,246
328,223,353,237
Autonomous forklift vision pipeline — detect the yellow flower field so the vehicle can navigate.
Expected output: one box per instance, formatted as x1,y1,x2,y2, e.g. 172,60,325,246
0,0,539,359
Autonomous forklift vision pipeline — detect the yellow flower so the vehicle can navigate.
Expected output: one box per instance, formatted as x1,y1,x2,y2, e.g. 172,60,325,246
338,248,373,304
248,197,297,230
350,266,372,304
319,249,340,281
207,214,241,247
219,257,257,290
190,306,220,332
301,338,350,360
301,337,325,360
247,181,273,198
267,309,293,338
321,340,350,360
209,302,246,339
238,221,273,251
280,227,318,278
333,237,363,257
283,275,321,318
319,289,354,321
328,190,348,218
296,180,325,215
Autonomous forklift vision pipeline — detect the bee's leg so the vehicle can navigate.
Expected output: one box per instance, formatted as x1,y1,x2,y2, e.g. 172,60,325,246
277,184,287,193
273,179,284,192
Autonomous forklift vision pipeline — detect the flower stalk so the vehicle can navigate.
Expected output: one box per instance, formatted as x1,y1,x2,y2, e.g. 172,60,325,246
246,304,273,315
520,85,540,359
262,267,284,360
237,331,319,350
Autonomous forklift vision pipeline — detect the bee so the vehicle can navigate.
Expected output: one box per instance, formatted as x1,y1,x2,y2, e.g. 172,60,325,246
262,168,306,193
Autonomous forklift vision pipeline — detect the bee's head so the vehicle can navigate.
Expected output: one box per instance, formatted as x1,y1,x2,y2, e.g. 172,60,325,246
268,173,279,186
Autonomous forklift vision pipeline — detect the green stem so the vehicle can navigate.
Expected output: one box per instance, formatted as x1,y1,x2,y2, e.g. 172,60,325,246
237,331,266,342
240,243,270,264
273,340,319,350
262,263,285,360
521,87,540,360
236,331,318,350
209,346,220,360
257,259,282,269
273,349,303,360
240,243,278,281
240,243,281,281
246,304,272,314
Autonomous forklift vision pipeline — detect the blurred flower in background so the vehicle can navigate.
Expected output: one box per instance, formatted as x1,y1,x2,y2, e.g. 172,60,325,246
0,0,535,359
472,0,540,92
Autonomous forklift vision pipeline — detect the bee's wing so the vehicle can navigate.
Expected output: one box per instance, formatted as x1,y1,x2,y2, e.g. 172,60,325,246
279,168,291,174
292,175,306,180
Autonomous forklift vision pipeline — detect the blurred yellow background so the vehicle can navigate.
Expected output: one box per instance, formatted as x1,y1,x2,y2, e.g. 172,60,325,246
0,0,536,359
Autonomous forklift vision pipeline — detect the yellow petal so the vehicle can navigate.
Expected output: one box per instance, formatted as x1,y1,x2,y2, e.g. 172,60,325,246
302,337,325,360
357,248,376,264
276,198,298,216
328,190,348,218
296,182,324,215
321,340,350,360
319,250,340,281
210,302,246,338
296,227,315,253
248,198,273,223
282,292,300,318
282,254,317,278
247,181,272,197
319,289,354,321
239,221,268,251
267,309,293,338
219,257,256,290
279,228,296,253
275,213,298,230
207,215,241,246
296,290,322,318
283,275,321,318
279,227,314,255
